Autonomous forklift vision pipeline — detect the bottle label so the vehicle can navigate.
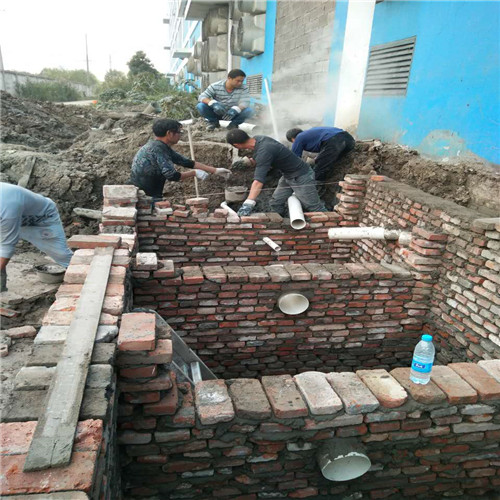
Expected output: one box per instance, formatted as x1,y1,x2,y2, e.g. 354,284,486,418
411,357,433,373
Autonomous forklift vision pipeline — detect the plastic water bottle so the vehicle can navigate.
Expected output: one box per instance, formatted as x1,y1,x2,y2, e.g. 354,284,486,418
410,334,435,384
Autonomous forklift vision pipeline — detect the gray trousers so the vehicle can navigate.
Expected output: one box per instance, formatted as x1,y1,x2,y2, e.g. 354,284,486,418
270,169,327,216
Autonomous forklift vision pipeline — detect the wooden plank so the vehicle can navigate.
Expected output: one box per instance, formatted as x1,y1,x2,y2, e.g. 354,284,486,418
24,247,114,471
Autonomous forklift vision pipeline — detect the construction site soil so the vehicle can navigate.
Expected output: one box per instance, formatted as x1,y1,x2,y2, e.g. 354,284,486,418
1,90,499,233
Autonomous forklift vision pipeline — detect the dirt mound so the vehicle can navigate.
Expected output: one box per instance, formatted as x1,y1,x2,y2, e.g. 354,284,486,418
1,91,498,230
0,91,108,152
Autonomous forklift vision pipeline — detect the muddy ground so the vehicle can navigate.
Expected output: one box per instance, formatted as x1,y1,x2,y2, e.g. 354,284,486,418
1,91,499,227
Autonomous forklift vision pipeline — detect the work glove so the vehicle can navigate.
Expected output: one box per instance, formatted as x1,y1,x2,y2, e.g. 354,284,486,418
214,168,232,180
208,99,226,118
195,170,210,180
223,106,241,121
0,268,7,292
237,199,256,217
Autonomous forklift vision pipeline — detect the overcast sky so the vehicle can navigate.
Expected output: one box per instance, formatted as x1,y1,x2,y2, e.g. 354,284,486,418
0,0,171,81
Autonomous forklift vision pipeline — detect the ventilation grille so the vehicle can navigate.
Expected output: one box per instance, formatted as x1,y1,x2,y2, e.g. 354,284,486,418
247,73,263,96
364,36,416,96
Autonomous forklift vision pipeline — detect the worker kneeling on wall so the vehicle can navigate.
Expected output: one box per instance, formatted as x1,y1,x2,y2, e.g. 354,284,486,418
0,183,73,292
226,129,327,217
286,126,355,192
197,69,254,132
130,119,231,201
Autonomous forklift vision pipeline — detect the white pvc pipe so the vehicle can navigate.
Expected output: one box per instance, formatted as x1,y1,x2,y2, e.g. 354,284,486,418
317,439,371,482
264,77,279,140
220,201,239,218
219,120,260,134
288,194,306,230
263,237,281,252
328,227,410,241
278,293,309,315
181,118,260,135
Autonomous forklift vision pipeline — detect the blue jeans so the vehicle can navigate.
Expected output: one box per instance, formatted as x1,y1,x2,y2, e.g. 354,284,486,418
270,168,327,216
196,102,254,126
19,214,73,268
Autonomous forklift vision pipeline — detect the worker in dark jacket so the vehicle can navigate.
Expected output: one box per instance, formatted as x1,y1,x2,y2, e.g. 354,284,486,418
286,126,355,182
226,129,327,217
130,119,231,200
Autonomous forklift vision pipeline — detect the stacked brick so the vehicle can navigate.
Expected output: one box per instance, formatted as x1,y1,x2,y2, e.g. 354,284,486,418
354,177,500,362
137,202,350,266
1,278,123,499
335,174,369,225
0,191,138,498
120,359,500,499
133,259,427,377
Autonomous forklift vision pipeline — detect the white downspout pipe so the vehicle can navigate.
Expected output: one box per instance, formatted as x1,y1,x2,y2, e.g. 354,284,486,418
288,194,306,230
328,227,412,245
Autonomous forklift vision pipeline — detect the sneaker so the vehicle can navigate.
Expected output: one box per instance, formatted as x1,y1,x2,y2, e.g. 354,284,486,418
206,123,220,132
226,122,239,130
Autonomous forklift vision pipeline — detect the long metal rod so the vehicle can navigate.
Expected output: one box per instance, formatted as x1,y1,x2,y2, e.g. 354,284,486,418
187,125,199,198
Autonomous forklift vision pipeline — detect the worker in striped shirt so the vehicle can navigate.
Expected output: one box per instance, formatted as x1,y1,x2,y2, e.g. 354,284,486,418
197,69,254,132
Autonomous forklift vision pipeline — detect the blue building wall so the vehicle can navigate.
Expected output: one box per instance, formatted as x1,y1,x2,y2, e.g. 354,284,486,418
239,0,277,103
356,0,500,164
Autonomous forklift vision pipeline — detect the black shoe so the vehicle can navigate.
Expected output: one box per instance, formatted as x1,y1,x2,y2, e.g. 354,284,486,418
226,122,239,130
206,123,220,132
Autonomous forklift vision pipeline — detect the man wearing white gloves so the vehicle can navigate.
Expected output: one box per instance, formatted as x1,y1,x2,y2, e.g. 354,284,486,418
130,119,231,200
197,69,254,132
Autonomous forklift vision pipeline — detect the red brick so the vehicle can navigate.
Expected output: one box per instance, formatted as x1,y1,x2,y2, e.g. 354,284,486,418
356,369,408,408
289,488,319,498
262,375,308,418
391,367,446,404
124,392,161,404
430,365,478,404
449,363,500,401
195,380,235,424
67,234,121,249
120,364,158,379
0,326,37,339
144,382,178,416
117,312,156,351
119,372,172,392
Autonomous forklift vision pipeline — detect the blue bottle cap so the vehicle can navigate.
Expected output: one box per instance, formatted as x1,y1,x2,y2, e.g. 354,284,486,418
422,334,433,342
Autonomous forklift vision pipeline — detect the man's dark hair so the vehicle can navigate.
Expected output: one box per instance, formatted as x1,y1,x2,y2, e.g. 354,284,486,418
228,69,246,79
286,128,303,142
226,129,250,145
152,119,182,137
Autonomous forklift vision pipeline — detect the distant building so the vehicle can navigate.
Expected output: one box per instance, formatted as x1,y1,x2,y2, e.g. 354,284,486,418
165,0,499,164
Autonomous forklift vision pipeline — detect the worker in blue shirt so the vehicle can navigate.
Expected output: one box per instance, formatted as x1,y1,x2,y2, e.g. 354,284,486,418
286,127,355,183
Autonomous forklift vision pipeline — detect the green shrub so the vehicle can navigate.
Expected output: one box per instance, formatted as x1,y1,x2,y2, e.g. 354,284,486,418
16,80,82,102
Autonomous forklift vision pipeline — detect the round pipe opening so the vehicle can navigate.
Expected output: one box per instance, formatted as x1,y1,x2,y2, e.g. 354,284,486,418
319,451,371,482
290,218,306,230
278,293,309,315
317,439,371,482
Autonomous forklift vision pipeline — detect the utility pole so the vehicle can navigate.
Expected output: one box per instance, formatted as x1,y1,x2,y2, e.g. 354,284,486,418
0,44,6,92
85,34,90,86
109,55,112,72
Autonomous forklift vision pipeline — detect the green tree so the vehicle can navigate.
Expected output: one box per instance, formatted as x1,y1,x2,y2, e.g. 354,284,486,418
40,68,99,86
101,69,130,91
127,51,160,77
